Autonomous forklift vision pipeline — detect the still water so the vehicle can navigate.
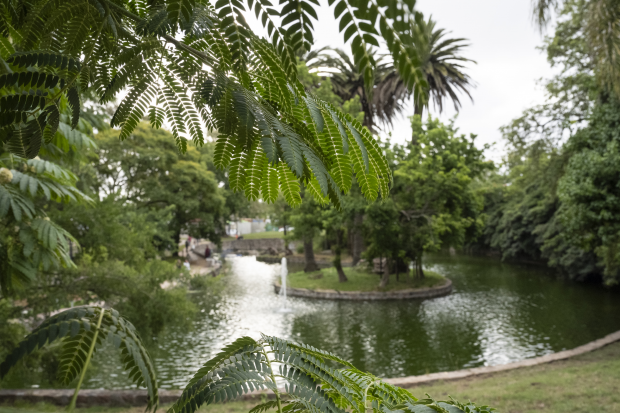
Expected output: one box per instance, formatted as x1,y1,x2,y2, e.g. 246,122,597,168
89,254,620,389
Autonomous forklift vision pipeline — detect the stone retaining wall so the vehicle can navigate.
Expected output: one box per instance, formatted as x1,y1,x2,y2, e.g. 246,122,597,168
0,389,182,408
273,279,452,300
2,329,620,407
385,329,620,387
257,255,351,267
221,239,294,254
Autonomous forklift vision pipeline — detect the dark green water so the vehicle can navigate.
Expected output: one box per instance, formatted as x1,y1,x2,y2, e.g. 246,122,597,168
87,254,620,389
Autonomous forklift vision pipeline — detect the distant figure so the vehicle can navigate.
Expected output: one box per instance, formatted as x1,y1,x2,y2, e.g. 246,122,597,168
238,235,244,240
183,259,191,271
205,246,211,258
185,238,190,255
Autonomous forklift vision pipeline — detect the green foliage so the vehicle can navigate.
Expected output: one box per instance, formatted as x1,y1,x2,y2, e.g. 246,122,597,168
166,335,494,413
406,15,474,118
93,123,225,245
0,306,159,412
533,0,620,97
477,1,620,285
0,0,403,208
555,99,620,285
0,153,90,296
380,115,491,279
289,190,324,241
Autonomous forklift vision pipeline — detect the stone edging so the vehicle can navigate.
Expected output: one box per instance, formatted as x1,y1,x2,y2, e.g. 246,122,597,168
273,278,452,300
384,329,620,387
1,330,620,407
257,255,352,267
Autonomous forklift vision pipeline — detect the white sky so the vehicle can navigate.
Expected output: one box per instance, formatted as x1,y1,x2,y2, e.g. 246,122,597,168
245,0,556,162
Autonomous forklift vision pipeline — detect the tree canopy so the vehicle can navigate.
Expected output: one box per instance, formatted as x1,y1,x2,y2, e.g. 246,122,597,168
0,0,441,208
94,122,226,244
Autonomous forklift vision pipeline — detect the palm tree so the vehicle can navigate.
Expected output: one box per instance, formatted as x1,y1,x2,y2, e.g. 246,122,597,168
306,49,409,132
407,14,475,119
307,15,474,136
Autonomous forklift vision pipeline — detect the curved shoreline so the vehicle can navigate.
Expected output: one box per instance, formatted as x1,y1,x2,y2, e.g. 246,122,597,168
273,278,453,300
1,330,620,407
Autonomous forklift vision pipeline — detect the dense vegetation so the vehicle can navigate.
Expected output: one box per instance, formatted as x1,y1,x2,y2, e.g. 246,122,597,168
470,0,620,286
1,0,620,411
283,0,620,288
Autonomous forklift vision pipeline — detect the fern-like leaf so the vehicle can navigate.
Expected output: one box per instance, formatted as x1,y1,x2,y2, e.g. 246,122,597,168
0,307,159,412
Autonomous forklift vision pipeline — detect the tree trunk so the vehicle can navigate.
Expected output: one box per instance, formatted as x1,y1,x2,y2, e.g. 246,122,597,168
333,229,348,282
415,253,425,279
412,104,424,146
351,212,364,265
379,258,390,287
303,235,320,273
414,102,424,118
173,229,182,257
395,259,399,282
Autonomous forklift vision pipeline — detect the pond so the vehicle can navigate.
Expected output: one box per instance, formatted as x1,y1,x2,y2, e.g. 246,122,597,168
88,253,620,389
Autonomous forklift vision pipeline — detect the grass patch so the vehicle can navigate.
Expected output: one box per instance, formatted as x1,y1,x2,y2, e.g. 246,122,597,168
411,341,620,413
3,342,620,412
285,267,446,292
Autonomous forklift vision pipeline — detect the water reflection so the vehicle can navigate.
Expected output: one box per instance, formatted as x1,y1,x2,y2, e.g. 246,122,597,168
88,254,620,388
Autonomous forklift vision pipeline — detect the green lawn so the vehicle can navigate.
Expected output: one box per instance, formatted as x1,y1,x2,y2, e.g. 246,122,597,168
285,267,446,292
3,341,620,413
414,340,620,412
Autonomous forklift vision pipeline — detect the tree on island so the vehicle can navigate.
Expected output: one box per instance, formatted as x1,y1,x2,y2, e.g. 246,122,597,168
367,115,493,285
288,189,324,273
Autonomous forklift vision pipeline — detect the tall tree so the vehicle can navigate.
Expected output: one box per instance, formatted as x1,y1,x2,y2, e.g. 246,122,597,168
392,115,491,279
555,99,620,285
309,49,407,132
94,123,226,247
533,0,620,96
289,191,323,272
306,51,409,265
408,15,475,120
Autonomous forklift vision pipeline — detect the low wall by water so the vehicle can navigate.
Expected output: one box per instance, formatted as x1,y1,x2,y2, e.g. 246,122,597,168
221,238,293,254
3,329,620,408
273,279,453,300
257,255,352,267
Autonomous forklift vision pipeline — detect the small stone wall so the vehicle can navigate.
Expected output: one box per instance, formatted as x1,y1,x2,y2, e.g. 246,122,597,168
3,329,620,407
256,255,352,267
0,389,182,408
0,388,269,408
273,279,452,300
221,238,294,255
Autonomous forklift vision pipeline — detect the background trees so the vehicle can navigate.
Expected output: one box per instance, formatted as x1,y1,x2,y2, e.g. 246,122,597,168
473,0,620,286
94,123,226,247
391,116,490,279
288,191,324,273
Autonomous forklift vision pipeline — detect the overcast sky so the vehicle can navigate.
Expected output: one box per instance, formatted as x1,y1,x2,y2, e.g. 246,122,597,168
246,0,556,162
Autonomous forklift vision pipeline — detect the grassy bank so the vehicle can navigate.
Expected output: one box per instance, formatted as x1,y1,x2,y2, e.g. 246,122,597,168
416,340,620,412
3,341,619,413
286,267,446,292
